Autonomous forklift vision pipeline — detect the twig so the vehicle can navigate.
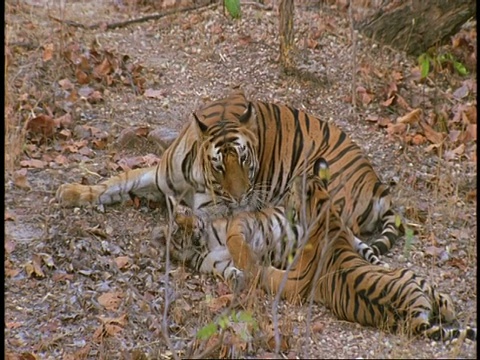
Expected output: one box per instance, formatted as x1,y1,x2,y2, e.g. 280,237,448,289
241,1,273,10
348,0,357,113
48,2,218,31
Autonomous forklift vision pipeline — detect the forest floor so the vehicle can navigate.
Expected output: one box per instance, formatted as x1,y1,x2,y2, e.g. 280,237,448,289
5,0,477,359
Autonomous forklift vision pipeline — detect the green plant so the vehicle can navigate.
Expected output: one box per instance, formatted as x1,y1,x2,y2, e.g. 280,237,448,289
224,0,241,19
196,309,259,341
403,225,415,258
418,51,468,79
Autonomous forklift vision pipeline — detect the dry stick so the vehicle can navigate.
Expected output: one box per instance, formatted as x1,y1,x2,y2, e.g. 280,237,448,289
348,0,357,112
270,159,316,355
48,2,218,30
162,203,181,360
242,1,273,10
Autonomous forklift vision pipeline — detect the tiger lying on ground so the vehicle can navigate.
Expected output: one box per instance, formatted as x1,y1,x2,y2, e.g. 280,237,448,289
260,158,477,341
56,89,400,257
170,158,385,289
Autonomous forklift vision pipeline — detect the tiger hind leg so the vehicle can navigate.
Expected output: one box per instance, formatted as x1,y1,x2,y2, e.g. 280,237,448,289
56,166,163,207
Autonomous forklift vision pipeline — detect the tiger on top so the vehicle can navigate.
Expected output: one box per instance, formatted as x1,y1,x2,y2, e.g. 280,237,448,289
57,89,400,260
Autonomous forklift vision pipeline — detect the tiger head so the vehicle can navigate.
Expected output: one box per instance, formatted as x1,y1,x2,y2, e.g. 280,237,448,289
194,102,259,210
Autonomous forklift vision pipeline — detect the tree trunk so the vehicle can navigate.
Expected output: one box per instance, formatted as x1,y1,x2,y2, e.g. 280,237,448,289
357,0,476,56
279,0,295,71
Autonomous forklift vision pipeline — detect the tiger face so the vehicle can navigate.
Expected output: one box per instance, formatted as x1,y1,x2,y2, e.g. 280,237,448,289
194,103,259,211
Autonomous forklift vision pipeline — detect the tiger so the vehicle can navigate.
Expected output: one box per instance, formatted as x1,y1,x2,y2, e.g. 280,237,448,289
261,158,477,342
169,158,385,290
56,89,400,258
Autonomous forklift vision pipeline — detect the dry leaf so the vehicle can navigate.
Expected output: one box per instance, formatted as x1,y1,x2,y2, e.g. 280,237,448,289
5,210,16,221
98,291,123,310
420,122,445,144
58,78,74,90
444,144,465,161
306,38,319,49
463,105,477,124
92,138,108,150
5,266,21,278
94,58,112,77
391,70,403,81
39,253,55,268
54,154,69,164
53,113,73,128
52,272,74,282
411,134,426,145
424,245,450,262
453,83,469,99
397,108,422,124
20,159,47,169
134,126,150,137
144,89,166,99
425,143,442,153
378,118,392,128
466,124,476,141
114,256,131,270
447,257,467,271
43,43,54,62
78,86,95,98
5,238,16,254
206,294,233,312
448,130,461,142
88,90,103,103
5,321,22,329
25,255,45,278
13,169,31,190
466,189,476,202
311,321,325,333
75,68,90,84
381,95,395,107
94,314,128,341
395,94,411,110
58,129,72,140
386,123,407,136
26,115,55,138
266,332,290,352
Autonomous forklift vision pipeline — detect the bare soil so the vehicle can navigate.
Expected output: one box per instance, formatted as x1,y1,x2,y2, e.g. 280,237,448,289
5,1,477,359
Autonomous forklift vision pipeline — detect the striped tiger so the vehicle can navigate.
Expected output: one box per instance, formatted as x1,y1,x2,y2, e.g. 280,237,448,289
56,89,399,257
262,159,477,341
169,159,384,289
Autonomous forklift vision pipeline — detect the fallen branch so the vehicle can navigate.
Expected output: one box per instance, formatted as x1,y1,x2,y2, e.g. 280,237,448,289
242,1,273,10
49,2,218,30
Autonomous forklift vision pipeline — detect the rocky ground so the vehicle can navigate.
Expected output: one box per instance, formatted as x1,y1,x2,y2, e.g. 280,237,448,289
5,1,477,359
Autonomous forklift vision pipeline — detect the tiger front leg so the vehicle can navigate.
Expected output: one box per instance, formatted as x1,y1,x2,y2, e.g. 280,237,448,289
226,222,262,292
56,166,162,207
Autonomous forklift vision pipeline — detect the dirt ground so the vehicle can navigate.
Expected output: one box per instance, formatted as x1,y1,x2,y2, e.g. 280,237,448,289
4,1,477,359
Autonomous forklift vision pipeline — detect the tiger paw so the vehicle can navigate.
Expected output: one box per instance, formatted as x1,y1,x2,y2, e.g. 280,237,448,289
174,213,196,232
56,183,104,207
225,267,246,293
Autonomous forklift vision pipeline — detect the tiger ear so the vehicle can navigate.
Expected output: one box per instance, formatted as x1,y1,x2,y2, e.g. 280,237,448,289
238,102,256,124
313,157,330,188
193,112,209,134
